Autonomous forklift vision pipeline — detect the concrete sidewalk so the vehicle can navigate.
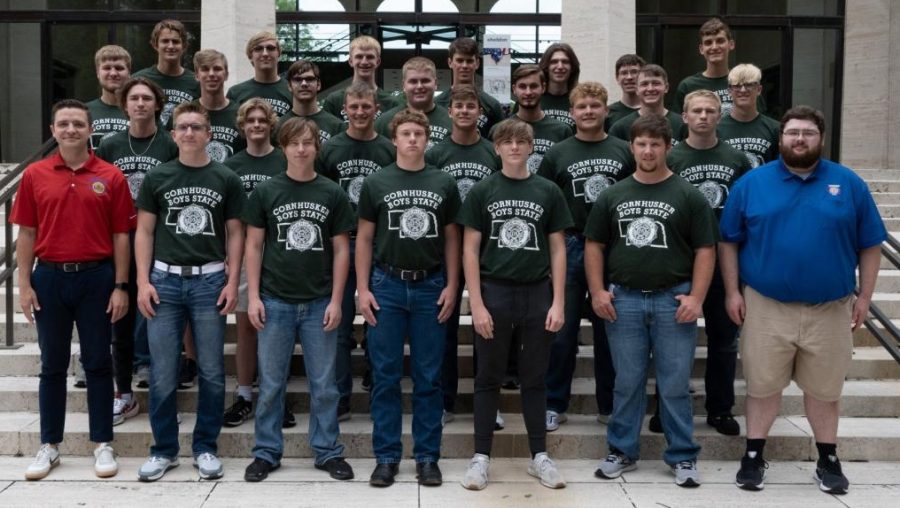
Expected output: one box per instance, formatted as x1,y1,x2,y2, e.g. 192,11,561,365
0,457,897,507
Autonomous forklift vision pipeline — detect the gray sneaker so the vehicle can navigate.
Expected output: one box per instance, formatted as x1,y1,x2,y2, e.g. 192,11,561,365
595,452,638,479
194,452,224,479
546,410,567,432
460,453,490,490
672,460,701,488
138,456,179,482
528,452,566,489
135,365,150,388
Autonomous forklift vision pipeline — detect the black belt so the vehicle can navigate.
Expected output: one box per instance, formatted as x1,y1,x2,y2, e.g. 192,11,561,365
376,261,440,282
38,259,110,273
612,280,689,293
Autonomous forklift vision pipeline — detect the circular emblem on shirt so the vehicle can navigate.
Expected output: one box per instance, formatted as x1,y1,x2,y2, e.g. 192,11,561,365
499,217,531,250
584,175,611,203
177,205,208,236
526,153,542,174
399,206,430,240
348,176,365,204
626,217,657,248
160,103,176,126
206,141,229,162
101,131,118,142
425,140,436,152
127,172,145,200
287,219,317,251
722,102,734,117
745,152,763,169
698,180,724,208
457,178,476,202
91,181,106,194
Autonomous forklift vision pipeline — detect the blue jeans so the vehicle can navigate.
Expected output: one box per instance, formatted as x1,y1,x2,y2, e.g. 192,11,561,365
335,238,357,410
604,281,701,465
253,295,344,465
547,233,615,415
33,262,114,444
146,267,226,459
367,266,446,464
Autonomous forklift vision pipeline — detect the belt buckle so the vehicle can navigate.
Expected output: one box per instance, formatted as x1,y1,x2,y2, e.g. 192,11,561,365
62,263,79,273
400,269,424,282
180,266,194,277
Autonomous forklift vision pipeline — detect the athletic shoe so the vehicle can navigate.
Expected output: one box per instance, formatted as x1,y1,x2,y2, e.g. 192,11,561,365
73,356,86,388
338,404,351,422
176,412,183,425
223,395,253,427
594,452,637,479
93,442,118,478
735,454,767,491
244,457,279,482
495,411,505,430
361,368,372,392
501,377,519,390
648,413,663,433
134,365,150,389
597,413,611,425
460,453,490,490
25,444,59,480
138,456,179,482
283,406,296,428
441,410,455,426
546,410,567,432
528,452,565,489
112,396,140,426
814,454,849,494
672,460,701,487
316,457,355,481
177,357,197,389
707,414,741,436
194,452,224,480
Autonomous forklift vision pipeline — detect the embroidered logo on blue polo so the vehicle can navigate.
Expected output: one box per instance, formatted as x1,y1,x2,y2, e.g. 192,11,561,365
828,184,841,196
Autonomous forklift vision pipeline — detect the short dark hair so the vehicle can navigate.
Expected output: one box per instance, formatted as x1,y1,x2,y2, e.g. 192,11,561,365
700,17,733,40
630,114,672,145
539,42,580,90
151,19,189,49
388,108,430,140
51,99,91,124
117,77,166,120
278,117,321,153
449,85,481,108
780,105,826,137
287,60,320,80
615,54,646,75
172,102,209,128
512,64,545,85
638,64,668,83
448,37,478,58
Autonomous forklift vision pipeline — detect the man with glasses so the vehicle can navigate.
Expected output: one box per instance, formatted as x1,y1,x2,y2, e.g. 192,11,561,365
277,60,344,145
227,31,292,117
717,64,779,168
720,106,886,494
605,54,645,130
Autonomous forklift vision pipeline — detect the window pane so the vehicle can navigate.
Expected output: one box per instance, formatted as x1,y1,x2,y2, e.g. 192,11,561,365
792,28,838,157
116,22,201,71
276,0,344,11
278,23,351,62
116,0,201,9
727,0,840,16
491,0,537,14
5,0,110,9
0,22,43,162
637,0,717,15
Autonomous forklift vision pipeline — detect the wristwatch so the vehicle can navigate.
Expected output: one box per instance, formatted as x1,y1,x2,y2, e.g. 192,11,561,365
114,282,130,291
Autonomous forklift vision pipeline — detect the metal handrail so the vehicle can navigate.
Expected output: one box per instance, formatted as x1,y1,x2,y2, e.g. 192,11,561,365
1,138,58,348
858,235,900,363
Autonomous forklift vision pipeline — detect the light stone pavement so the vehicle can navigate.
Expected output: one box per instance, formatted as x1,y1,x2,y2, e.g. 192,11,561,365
0,457,897,507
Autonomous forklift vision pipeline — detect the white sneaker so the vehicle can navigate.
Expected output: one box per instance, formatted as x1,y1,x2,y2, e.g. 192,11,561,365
194,452,224,479
460,453,490,490
94,442,118,478
442,410,455,426
546,410,567,432
528,452,566,489
25,444,60,480
112,396,140,426
495,411,505,430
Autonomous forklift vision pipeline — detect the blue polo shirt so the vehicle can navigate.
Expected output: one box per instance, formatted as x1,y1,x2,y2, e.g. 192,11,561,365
720,156,886,303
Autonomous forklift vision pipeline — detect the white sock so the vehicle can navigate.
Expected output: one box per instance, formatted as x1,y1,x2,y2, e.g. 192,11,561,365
237,385,253,401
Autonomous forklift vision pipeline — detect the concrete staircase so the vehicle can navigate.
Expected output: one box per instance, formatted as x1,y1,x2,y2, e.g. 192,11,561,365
0,168,898,462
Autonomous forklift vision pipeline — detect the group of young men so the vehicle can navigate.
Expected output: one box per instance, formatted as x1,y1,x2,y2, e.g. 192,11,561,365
12,16,885,497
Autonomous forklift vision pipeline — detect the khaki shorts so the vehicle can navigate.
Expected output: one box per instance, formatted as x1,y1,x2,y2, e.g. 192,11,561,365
741,286,853,402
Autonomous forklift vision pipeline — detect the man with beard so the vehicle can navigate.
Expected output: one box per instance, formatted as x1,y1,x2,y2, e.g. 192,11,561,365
226,32,293,117
717,64,780,168
87,45,131,150
720,106,885,494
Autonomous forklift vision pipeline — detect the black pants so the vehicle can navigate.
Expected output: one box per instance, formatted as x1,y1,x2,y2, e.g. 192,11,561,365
111,232,137,394
473,278,553,456
702,269,739,416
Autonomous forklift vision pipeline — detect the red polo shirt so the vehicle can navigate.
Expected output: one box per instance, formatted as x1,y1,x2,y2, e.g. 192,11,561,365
10,152,133,262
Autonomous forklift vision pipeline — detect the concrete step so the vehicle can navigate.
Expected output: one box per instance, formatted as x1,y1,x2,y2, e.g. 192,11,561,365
868,180,900,193
878,204,900,218
1,375,897,418
2,411,899,461
856,168,900,180
873,192,900,205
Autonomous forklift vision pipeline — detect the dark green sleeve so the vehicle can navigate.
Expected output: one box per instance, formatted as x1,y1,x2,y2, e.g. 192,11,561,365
330,187,356,235
536,148,557,181
546,185,574,233
455,183,483,230
688,188,720,247
583,192,611,243
356,179,378,223
224,172,247,221
672,80,689,114
135,173,158,214
374,113,391,138
241,187,267,228
609,119,628,140
322,92,341,117
442,177,462,227
95,141,110,162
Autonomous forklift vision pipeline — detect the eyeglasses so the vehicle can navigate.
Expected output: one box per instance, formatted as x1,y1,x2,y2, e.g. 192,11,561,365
782,129,820,139
291,76,319,84
252,44,278,53
174,123,208,133
729,82,760,91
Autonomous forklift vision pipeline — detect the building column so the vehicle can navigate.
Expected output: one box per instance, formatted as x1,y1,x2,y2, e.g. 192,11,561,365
201,0,276,88
841,0,898,169
561,0,635,101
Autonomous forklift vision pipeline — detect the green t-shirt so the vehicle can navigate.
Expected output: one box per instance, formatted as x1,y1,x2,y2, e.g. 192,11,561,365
667,140,752,217
608,110,687,143
322,87,402,122
540,92,574,129
434,88,506,139
357,163,461,270
717,113,780,168
135,159,246,266
537,135,635,231
242,173,355,303
605,100,639,132
95,130,179,200
425,136,500,202
277,109,346,145
584,174,719,290
672,72,766,115
457,171,573,283
375,104,452,152
316,131,396,213
132,66,201,126
86,98,128,150
204,100,246,162
226,78,293,117
224,148,287,195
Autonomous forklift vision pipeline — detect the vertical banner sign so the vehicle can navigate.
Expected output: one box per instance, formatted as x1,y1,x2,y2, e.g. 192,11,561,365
483,34,511,106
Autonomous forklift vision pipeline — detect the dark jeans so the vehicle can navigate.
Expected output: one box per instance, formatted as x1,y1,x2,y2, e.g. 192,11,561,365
111,231,139,394
441,279,465,412
33,261,115,444
703,269,739,416
335,238,357,410
473,278,553,457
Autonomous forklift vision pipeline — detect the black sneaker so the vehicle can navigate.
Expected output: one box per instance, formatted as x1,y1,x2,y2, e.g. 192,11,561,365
707,414,741,436
282,406,296,428
315,457,354,480
735,454,767,491
223,395,253,427
501,377,519,390
648,413,663,433
177,358,197,389
814,454,849,494
361,368,372,392
369,462,399,487
244,457,279,482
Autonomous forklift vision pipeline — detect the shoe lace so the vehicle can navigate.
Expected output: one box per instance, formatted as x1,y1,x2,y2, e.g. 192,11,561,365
197,452,217,463
469,456,488,475
35,444,56,461
604,453,625,464
675,460,696,471
538,455,557,476
821,455,843,475
147,456,166,465
113,398,126,413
